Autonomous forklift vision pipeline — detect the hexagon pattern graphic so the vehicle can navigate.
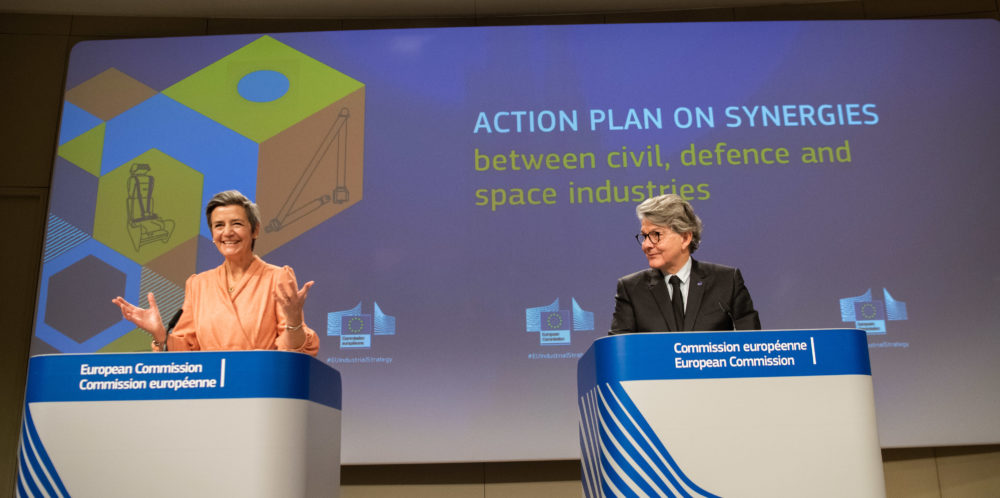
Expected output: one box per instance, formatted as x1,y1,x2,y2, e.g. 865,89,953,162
44,255,126,343
256,88,366,255
58,102,102,146
163,35,365,143
44,214,91,263
98,93,258,242
35,239,141,353
144,235,199,289
57,122,105,177
93,149,204,265
36,34,366,354
64,67,158,122
49,158,100,235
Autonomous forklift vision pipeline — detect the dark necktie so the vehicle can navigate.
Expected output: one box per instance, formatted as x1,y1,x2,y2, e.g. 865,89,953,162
669,275,685,331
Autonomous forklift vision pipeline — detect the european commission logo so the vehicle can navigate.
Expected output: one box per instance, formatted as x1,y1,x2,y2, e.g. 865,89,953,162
327,302,396,349
526,298,594,345
840,288,908,335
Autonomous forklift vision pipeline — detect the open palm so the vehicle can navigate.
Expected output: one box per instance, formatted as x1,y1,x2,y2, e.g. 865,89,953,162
112,292,166,341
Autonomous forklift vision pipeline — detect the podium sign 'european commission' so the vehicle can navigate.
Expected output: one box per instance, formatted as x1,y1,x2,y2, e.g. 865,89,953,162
17,351,342,497
578,329,884,497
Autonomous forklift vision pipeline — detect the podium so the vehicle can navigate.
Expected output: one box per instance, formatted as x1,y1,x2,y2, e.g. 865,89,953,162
578,329,884,498
17,351,341,497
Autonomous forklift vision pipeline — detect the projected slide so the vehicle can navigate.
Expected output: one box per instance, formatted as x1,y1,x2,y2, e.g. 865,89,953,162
34,20,1000,462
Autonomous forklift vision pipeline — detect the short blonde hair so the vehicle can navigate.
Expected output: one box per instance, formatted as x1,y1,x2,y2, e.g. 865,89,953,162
205,190,261,248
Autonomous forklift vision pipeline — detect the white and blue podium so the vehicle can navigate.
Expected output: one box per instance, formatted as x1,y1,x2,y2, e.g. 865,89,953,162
17,351,342,497
578,329,884,497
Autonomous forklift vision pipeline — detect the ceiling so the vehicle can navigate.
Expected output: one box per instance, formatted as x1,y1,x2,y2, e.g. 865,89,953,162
1,0,836,20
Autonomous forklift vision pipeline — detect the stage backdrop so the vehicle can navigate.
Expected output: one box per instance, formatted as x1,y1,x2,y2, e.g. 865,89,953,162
32,20,1000,463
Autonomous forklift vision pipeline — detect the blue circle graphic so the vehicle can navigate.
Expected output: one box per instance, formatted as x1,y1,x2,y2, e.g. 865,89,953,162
237,70,290,102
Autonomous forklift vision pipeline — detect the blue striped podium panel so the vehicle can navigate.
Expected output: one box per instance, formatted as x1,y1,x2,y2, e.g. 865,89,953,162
17,351,342,498
578,329,884,498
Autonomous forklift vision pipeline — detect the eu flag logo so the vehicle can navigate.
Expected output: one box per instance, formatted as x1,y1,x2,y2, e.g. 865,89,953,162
840,289,906,336
854,301,885,321
341,314,372,335
541,311,570,331
525,298,593,346
853,301,886,334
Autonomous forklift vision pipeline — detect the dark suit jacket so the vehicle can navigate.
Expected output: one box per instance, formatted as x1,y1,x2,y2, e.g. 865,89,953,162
610,259,761,334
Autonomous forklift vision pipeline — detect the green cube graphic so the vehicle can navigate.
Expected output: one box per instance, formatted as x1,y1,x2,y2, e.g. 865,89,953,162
163,36,364,143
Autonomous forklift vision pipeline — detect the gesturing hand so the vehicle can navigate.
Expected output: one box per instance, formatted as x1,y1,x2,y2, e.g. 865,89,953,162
112,293,167,343
274,266,314,325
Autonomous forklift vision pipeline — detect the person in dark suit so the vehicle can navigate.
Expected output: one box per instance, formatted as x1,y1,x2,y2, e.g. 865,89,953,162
610,194,760,334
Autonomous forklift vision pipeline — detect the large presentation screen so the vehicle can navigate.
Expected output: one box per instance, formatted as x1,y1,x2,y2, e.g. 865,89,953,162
33,20,1000,462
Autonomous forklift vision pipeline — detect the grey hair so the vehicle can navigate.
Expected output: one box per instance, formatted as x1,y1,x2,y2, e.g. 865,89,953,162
206,190,261,248
636,194,703,253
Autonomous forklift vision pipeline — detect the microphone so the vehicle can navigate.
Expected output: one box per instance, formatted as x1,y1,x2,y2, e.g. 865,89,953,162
166,309,183,333
718,302,736,331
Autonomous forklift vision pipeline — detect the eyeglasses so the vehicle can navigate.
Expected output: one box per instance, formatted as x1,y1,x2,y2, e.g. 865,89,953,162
635,230,664,245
